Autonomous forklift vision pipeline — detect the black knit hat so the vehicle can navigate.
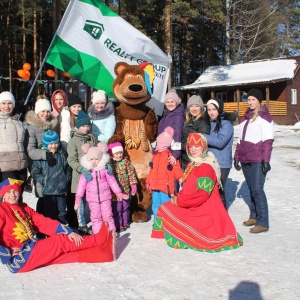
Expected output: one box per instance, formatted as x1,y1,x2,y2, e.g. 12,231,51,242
67,93,82,108
247,89,263,103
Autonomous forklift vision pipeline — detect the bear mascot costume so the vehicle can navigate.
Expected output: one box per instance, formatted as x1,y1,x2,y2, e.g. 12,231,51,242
108,62,158,223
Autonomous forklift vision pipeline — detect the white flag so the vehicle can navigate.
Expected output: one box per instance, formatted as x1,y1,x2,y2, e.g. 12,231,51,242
46,0,171,115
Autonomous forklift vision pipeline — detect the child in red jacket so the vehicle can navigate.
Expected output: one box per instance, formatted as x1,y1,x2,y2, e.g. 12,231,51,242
146,127,183,221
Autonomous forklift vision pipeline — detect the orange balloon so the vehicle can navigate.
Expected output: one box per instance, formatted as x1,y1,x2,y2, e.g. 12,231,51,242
63,72,71,77
17,69,26,78
23,74,30,81
46,69,56,77
24,70,30,76
23,63,31,71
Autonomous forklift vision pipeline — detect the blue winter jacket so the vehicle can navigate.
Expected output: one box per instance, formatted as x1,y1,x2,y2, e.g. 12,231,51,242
205,119,233,169
31,147,71,195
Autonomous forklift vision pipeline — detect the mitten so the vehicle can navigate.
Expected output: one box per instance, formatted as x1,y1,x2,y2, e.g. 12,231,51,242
74,197,81,210
106,163,113,175
80,167,92,182
46,152,56,167
234,160,241,171
131,184,137,196
261,161,271,175
116,193,129,200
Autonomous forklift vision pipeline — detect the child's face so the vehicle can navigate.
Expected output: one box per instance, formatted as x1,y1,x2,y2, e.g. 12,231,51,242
113,151,123,161
90,157,100,167
78,125,90,134
47,143,59,152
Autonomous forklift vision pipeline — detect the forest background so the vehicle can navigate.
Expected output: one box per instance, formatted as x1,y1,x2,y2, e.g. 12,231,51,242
0,0,300,106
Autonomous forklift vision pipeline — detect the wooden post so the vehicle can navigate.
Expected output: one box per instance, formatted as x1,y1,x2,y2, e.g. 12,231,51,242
236,88,240,116
211,90,215,98
266,85,270,109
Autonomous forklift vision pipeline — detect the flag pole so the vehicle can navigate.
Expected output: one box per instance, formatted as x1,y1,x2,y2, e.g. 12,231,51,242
23,0,77,107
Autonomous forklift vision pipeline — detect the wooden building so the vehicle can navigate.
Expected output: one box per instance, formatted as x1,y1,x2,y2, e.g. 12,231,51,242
176,57,300,125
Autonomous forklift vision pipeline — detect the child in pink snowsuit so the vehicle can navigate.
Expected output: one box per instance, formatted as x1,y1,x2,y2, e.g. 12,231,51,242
75,143,128,233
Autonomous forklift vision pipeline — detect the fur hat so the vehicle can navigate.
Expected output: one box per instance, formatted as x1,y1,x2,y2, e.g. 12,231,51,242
187,95,204,110
42,130,59,149
247,88,263,103
0,91,15,108
164,92,179,104
108,142,123,155
0,178,23,198
156,126,174,152
75,110,91,128
207,98,224,114
80,142,109,170
92,90,107,104
67,93,82,108
35,98,51,115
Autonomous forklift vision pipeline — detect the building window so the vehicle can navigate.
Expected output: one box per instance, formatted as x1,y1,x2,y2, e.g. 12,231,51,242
234,91,247,102
291,89,297,105
216,92,227,102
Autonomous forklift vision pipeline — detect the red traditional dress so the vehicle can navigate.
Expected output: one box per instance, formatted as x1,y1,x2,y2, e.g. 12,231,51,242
0,202,115,273
151,131,243,253
152,163,243,252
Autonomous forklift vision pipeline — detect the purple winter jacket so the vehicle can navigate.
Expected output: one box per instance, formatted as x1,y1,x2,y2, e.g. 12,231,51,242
157,103,185,159
234,105,274,163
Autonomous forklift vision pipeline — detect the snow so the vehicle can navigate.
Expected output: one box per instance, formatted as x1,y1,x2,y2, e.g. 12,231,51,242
179,58,298,90
1,125,300,300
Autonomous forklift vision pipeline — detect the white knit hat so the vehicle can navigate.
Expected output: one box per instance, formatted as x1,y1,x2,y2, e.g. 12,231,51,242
35,98,51,115
0,91,15,107
92,90,107,104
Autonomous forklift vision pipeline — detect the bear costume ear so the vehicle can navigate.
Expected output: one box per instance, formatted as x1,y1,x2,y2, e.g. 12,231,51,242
81,143,90,153
114,62,129,76
97,142,107,153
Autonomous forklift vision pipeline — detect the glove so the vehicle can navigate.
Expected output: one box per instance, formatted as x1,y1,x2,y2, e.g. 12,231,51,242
74,197,81,210
261,161,271,175
46,152,57,167
80,167,92,182
234,160,241,171
146,183,150,191
131,184,137,196
106,163,113,175
116,193,129,201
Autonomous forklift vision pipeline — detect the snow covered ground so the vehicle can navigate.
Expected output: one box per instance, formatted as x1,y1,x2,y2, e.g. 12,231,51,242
1,124,300,300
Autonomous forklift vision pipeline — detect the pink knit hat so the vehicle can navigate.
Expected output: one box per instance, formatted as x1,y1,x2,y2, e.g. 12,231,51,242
156,126,174,152
107,142,123,155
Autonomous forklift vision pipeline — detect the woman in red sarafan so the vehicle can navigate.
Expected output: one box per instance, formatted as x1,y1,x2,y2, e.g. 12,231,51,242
151,133,243,252
0,179,115,273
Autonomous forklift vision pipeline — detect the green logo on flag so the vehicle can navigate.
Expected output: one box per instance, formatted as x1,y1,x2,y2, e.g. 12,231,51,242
83,20,104,40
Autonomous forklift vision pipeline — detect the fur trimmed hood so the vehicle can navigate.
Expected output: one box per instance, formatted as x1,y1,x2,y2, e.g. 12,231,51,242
80,152,110,171
88,101,115,120
25,110,58,131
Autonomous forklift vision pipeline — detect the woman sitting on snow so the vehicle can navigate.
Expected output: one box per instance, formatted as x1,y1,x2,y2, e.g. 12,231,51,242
0,179,115,273
151,133,243,252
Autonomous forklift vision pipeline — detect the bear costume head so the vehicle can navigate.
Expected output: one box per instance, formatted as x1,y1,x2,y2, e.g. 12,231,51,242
113,62,154,107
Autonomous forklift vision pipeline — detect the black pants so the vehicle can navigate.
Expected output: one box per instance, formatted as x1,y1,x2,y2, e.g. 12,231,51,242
219,168,231,210
43,194,68,224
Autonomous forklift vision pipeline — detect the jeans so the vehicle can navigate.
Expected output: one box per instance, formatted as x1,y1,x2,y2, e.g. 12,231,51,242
241,162,269,228
219,168,231,210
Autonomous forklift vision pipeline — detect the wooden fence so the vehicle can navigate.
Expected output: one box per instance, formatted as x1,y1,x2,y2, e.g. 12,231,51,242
223,101,287,116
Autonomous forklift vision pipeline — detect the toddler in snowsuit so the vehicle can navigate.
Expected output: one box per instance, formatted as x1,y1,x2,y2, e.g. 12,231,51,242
108,142,138,232
146,127,183,220
75,142,128,233
31,130,71,224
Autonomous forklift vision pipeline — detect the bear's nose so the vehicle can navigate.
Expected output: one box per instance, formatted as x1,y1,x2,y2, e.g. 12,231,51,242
129,84,143,92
